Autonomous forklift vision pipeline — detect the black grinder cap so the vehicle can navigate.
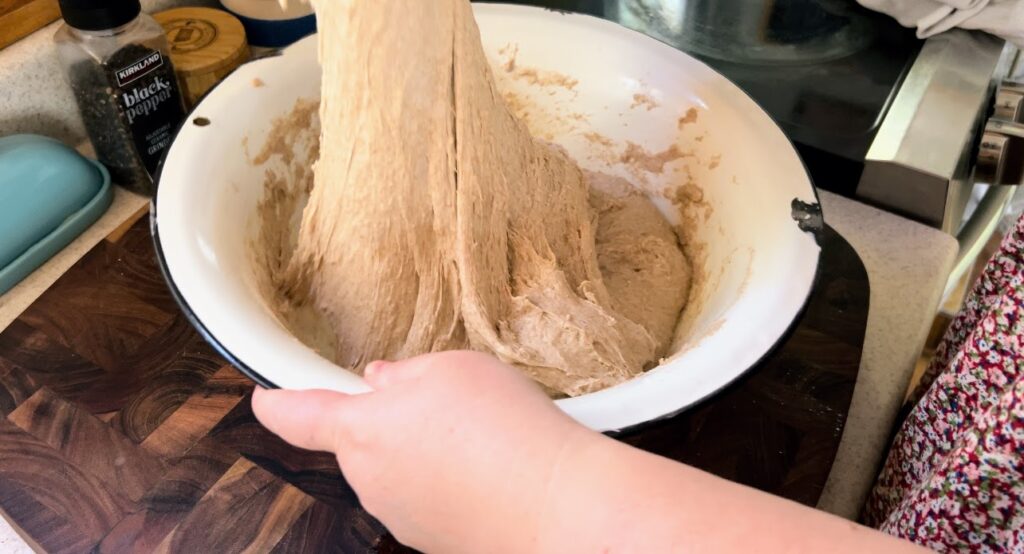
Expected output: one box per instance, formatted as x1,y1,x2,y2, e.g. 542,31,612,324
59,0,142,31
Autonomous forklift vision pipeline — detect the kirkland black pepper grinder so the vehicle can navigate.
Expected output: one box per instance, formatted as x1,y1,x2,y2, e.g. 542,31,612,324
55,0,187,196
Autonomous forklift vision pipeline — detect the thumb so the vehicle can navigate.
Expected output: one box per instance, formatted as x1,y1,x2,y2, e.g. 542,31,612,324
252,387,350,452
364,358,430,390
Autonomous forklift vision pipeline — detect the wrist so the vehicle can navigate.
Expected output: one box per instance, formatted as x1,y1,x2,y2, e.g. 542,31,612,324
424,418,602,554
531,428,626,552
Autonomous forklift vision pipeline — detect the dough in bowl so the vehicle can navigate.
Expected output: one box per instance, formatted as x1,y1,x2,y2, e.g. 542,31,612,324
265,0,692,397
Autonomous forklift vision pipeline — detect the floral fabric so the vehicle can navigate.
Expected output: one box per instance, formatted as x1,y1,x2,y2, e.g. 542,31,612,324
863,215,1024,552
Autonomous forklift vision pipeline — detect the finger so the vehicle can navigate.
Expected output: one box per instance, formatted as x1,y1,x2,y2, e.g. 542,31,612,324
363,357,431,390
251,388,350,452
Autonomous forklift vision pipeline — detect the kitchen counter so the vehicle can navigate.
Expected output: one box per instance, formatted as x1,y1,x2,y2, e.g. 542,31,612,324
817,191,957,519
0,0,217,146
0,185,956,550
0,10,959,539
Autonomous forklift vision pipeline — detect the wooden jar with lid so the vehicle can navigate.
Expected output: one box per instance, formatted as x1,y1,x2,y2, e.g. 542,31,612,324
154,7,250,108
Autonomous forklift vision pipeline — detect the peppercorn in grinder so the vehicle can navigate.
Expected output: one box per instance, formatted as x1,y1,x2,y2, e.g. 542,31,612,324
55,0,187,196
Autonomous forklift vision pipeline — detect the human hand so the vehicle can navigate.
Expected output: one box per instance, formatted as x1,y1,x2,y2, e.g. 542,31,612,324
251,351,598,553
252,351,927,554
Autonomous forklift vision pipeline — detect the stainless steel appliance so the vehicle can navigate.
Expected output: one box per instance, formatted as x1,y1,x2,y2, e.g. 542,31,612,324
497,0,1022,290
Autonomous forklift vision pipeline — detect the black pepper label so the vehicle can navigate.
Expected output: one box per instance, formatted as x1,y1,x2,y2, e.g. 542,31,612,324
115,51,164,87
113,50,185,175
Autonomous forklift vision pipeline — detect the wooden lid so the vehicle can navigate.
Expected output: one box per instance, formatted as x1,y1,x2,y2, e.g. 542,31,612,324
154,7,249,77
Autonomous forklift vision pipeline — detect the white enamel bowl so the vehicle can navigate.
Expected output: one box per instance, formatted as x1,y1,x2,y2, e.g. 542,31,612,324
153,4,822,433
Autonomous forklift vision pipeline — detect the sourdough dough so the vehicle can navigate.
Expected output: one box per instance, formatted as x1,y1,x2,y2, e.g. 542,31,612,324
276,0,691,397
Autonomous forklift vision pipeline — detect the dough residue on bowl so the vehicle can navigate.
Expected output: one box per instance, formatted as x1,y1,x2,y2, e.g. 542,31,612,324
631,93,659,111
498,43,579,92
251,0,698,397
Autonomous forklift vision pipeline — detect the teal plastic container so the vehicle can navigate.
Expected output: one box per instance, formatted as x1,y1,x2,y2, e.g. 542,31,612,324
0,135,113,295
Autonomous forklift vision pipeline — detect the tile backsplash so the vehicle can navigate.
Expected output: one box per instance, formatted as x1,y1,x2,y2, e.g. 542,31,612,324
0,0,219,145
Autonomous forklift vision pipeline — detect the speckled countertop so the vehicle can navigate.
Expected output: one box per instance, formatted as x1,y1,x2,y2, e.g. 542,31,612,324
817,191,957,519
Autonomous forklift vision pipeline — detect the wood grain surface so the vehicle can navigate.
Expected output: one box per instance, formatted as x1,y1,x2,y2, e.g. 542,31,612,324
0,0,60,50
0,214,868,553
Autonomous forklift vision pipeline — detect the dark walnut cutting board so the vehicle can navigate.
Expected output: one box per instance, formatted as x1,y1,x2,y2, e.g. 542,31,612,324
0,211,868,553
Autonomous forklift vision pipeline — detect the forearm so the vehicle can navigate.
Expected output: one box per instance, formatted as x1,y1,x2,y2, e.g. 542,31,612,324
536,435,925,553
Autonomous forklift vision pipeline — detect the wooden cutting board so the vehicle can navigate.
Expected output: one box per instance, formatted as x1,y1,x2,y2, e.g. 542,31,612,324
0,212,868,553
0,0,60,50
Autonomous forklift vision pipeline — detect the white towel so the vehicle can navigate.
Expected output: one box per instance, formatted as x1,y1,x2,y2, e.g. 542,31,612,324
859,0,1024,45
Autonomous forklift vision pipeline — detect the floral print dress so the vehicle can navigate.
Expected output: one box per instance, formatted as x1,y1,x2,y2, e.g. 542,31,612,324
863,215,1024,552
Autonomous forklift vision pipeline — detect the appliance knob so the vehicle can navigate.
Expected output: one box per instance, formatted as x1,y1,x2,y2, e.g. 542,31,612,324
994,82,1024,123
977,120,1024,185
